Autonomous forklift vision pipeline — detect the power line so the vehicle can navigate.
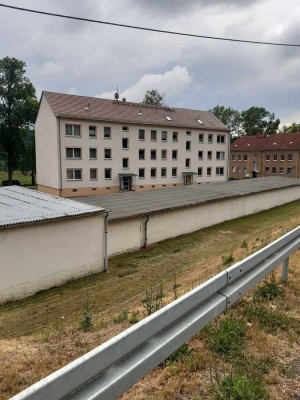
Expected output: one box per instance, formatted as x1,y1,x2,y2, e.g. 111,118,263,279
0,3,299,48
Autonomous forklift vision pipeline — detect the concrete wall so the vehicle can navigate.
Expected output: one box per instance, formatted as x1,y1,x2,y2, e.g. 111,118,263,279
0,214,104,303
108,186,300,255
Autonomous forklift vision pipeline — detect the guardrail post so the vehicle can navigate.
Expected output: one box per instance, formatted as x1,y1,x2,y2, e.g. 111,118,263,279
282,258,289,282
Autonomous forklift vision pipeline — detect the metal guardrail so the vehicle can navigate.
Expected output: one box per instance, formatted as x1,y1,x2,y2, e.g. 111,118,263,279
12,226,300,400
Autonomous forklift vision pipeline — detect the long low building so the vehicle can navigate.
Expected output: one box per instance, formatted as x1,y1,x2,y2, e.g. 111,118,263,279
77,177,300,255
0,187,105,303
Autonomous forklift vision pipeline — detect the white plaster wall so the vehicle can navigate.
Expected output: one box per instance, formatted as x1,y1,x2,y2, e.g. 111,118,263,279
108,187,300,254
35,96,61,189
0,214,104,303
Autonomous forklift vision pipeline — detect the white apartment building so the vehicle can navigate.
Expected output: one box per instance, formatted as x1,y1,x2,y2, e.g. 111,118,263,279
35,92,229,197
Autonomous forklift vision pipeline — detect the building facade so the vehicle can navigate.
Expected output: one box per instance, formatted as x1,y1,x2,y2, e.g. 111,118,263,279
36,92,229,197
230,133,300,179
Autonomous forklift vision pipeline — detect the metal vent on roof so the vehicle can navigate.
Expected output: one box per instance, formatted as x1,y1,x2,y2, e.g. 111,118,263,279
138,112,142,116
290,141,293,144
247,144,250,146
273,142,277,145
165,116,172,121
197,119,204,125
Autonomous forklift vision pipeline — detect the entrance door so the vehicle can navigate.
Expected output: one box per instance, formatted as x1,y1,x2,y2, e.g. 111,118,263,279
121,176,132,191
183,174,192,186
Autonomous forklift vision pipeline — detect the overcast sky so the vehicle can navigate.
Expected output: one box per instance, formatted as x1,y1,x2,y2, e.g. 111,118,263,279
1,0,300,125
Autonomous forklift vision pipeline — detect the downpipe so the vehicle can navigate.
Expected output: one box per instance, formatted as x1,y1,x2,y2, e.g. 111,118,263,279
104,211,109,272
143,215,150,249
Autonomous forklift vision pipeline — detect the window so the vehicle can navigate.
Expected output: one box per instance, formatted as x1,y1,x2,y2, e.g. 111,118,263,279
272,167,277,174
237,167,242,173
90,168,97,180
280,154,285,161
265,167,270,174
207,167,211,176
185,158,190,168
150,168,156,178
198,167,202,176
238,155,242,161
186,130,191,136
139,168,145,178
104,148,111,159
89,148,97,159
104,126,111,139
161,131,167,141
217,135,225,144
287,167,292,174
104,168,111,179
89,126,96,138
66,147,81,159
139,129,145,140
199,134,203,143
65,124,80,137
122,138,129,149
273,154,278,161
216,151,225,160
243,167,247,173
161,167,167,178
243,155,248,161
231,166,236,173
216,167,224,176
161,149,167,160
288,154,293,161
172,132,178,142
172,167,177,177
198,151,203,160
172,150,177,160
207,151,212,160
139,149,145,160
150,149,157,160
266,155,270,161
151,130,157,141
122,158,129,169
186,141,191,151
67,169,82,180
280,167,284,174
208,134,213,144
232,155,235,161
122,126,129,132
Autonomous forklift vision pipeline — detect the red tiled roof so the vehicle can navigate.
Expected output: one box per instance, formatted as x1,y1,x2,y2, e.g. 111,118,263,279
42,91,228,131
231,133,300,152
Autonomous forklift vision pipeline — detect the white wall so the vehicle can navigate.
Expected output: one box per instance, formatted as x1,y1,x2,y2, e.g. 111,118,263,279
108,186,300,255
0,214,104,303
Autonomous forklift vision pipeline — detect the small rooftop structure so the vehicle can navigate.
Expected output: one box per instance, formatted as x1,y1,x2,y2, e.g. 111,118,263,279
0,186,104,228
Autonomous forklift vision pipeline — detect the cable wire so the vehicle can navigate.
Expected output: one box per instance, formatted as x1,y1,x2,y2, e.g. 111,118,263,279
0,3,300,48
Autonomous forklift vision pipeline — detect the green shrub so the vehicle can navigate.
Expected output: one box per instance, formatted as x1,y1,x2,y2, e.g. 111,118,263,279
212,372,269,400
245,304,291,333
113,309,128,324
142,281,164,315
129,310,140,325
222,254,234,266
165,343,192,363
207,318,246,361
241,240,248,249
254,275,284,301
79,291,93,332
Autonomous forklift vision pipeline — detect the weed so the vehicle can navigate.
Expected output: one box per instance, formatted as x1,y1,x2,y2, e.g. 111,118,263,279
165,343,192,363
241,240,248,249
212,371,269,400
173,272,181,300
79,291,93,332
254,274,284,301
113,309,128,324
142,281,164,315
206,317,246,362
129,310,140,325
245,304,291,333
222,254,234,266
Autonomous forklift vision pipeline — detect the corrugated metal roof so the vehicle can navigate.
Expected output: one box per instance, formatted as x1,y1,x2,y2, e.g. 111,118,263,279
76,177,300,221
43,91,229,132
0,186,105,228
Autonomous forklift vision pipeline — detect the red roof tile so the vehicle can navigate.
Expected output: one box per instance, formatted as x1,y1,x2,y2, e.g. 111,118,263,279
42,91,228,132
231,133,300,152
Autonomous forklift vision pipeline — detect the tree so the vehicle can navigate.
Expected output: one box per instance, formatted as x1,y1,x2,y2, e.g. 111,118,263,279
209,105,242,140
143,89,165,106
19,128,36,185
0,57,38,184
279,122,300,133
240,107,280,136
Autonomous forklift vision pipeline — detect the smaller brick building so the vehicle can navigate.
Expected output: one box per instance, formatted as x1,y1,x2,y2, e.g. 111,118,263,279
230,133,300,179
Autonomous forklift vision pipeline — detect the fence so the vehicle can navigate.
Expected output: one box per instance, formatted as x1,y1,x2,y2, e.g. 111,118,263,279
12,226,300,400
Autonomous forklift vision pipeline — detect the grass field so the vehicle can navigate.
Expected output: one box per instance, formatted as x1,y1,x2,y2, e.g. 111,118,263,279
0,200,300,399
0,170,35,187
